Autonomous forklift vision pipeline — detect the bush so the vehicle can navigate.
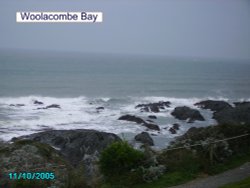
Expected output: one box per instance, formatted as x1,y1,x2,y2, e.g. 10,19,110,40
99,141,144,177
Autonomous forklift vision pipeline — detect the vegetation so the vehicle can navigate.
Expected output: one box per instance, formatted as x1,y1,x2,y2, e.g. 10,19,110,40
99,141,145,185
219,176,250,188
101,124,250,188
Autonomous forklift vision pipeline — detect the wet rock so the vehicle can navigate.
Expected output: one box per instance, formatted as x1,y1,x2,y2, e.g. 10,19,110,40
169,127,177,134
148,115,157,119
9,104,25,107
168,123,180,134
195,100,232,112
118,114,145,124
135,132,154,146
172,123,180,130
33,100,44,105
213,101,250,125
146,119,154,123
171,106,205,123
118,115,160,131
96,107,104,110
135,101,171,113
37,104,61,110
144,123,160,131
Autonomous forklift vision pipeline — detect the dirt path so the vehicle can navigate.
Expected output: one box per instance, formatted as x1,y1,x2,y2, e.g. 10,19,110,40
169,162,250,188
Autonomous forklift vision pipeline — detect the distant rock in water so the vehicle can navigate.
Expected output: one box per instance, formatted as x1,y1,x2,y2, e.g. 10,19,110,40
172,123,180,130
194,100,232,112
118,114,145,124
135,132,154,146
37,104,61,110
118,114,160,131
33,100,44,105
169,127,177,134
96,107,104,110
9,104,25,107
169,123,180,134
144,123,160,131
171,106,205,123
148,115,157,119
135,101,171,113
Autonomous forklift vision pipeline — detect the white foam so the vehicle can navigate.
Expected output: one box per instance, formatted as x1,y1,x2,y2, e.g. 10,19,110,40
0,95,233,145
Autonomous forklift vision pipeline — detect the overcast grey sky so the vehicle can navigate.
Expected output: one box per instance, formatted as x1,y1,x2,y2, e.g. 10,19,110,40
0,0,249,60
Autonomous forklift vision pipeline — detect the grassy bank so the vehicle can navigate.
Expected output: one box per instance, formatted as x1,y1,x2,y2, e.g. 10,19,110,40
101,124,250,188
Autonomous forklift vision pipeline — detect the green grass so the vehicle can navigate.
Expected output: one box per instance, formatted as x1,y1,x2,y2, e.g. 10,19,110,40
219,176,250,188
101,171,197,188
207,151,250,175
132,171,196,188
102,150,250,188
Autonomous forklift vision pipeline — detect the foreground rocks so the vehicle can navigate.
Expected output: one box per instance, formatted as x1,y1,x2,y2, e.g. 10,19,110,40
171,106,205,123
9,129,121,186
135,101,171,113
14,129,120,166
118,114,160,131
0,140,72,187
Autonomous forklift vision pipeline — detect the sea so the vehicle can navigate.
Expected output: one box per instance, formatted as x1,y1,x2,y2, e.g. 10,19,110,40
0,50,250,148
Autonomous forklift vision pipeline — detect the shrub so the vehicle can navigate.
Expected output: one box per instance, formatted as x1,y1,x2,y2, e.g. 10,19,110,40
99,141,144,178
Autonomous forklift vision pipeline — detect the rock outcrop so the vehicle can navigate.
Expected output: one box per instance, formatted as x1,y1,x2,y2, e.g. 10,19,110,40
135,132,154,146
37,104,61,110
195,100,250,125
171,106,205,123
194,100,232,112
118,115,160,131
135,101,171,113
12,129,121,184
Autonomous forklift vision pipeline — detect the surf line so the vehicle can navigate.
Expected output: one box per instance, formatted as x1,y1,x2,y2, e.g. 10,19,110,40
16,12,102,23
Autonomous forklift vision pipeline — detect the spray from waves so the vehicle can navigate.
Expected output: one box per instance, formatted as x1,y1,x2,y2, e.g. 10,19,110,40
0,95,235,146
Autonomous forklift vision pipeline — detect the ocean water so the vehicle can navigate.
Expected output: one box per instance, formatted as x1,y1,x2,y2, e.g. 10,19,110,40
0,51,250,147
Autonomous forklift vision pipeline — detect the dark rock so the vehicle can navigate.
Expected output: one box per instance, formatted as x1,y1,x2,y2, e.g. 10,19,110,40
118,115,160,131
168,123,180,134
213,101,250,125
118,114,145,124
172,123,180,130
169,127,177,134
33,100,44,105
146,119,154,123
135,101,171,113
0,140,71,187
9,104,25,107
37,104,61,110
148,115,157,119
13,129,121,166
144,123,160,131
195,100,232,112
135,132,154,146
171,106,205,122
234,101,250,107
96,107,104,110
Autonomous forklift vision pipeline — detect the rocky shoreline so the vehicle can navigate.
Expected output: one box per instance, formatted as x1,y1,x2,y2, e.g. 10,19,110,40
1,99,250,187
